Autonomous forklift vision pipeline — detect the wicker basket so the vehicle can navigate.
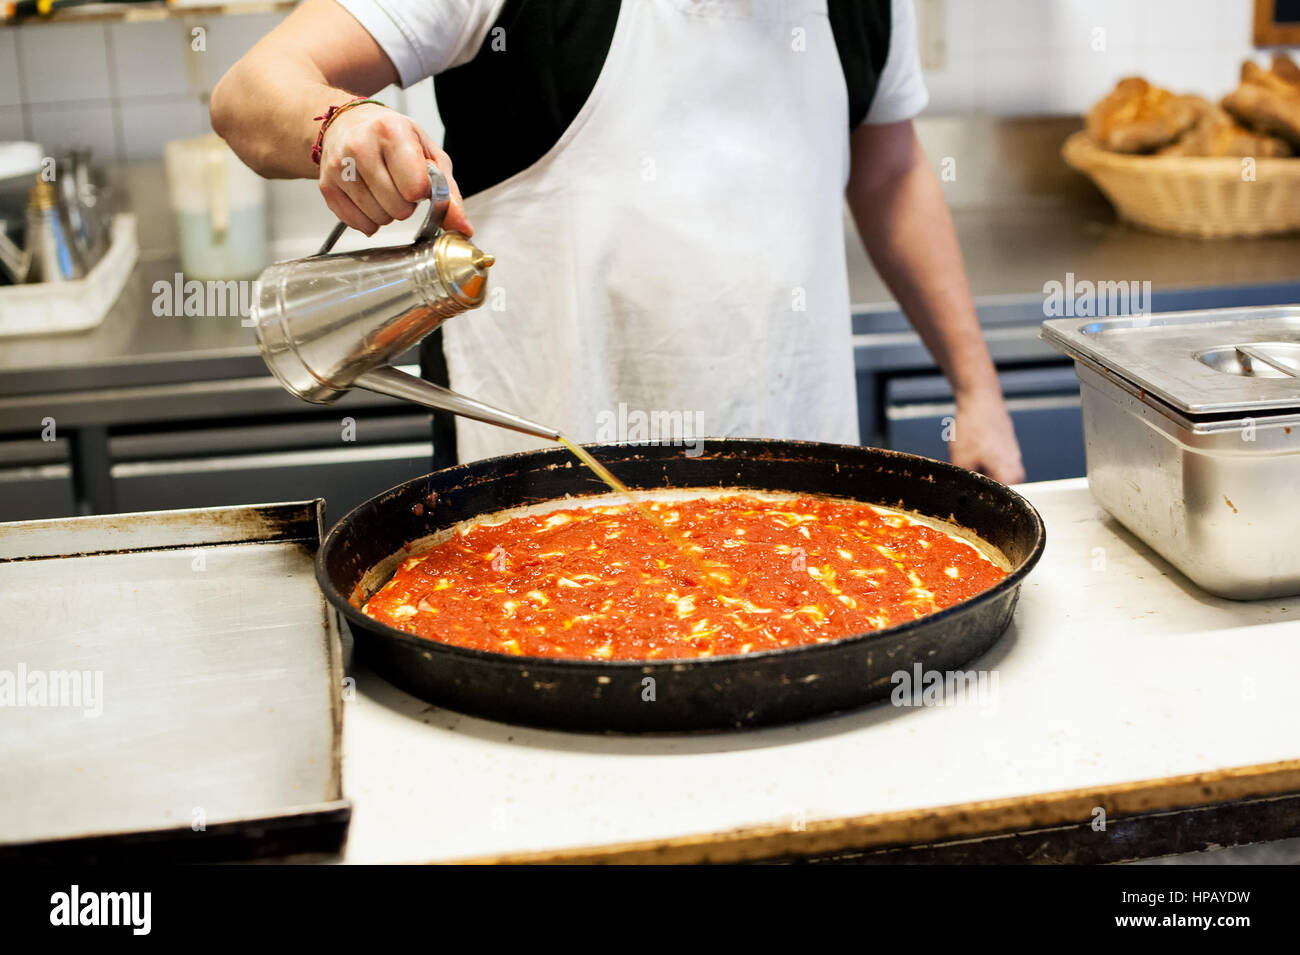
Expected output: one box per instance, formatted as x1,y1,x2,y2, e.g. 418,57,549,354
1062,131,1300,238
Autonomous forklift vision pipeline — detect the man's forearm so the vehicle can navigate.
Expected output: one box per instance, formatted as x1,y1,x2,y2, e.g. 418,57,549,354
211,58,342,178
845,120,1024,481
846,125,1000,403
209,0,396,178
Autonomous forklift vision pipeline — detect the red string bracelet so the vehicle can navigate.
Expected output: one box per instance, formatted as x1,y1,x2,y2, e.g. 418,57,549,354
311,98,387,165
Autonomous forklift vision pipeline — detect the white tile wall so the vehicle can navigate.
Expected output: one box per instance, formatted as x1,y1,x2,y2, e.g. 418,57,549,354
119,96,205,160
109,20,195,99
0,30,23,108
199,12,291,90
923,0,1266,116
18,23,114,106
975,0,1056,54
1,11,288,162
0,106,28,141
28,101,120,160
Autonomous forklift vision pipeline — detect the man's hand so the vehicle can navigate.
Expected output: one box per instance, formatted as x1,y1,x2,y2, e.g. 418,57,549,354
949,390,1026,485
318,104,472,237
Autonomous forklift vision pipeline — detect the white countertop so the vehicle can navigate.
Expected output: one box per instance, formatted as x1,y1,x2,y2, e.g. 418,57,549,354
339,478,1300,863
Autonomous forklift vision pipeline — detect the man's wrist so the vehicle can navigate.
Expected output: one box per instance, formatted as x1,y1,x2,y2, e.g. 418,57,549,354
312,97,388,165
953,378,1006,409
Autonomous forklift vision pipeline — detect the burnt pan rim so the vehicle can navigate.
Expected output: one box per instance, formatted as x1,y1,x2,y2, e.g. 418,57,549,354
316,439,1046,672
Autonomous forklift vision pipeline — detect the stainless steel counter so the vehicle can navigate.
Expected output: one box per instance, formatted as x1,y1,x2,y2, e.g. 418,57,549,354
0,256,411,432
0,257,261,396
849,202,1300,310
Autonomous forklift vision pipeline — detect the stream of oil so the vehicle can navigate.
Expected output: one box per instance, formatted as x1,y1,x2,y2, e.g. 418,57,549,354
557,435,728,597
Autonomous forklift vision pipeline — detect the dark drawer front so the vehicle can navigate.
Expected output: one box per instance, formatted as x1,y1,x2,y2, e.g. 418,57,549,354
0,464,77,521
111,443,433,524
0,438,77,521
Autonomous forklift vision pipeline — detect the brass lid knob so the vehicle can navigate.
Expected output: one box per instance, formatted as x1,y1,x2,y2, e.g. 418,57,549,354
434,232,494,307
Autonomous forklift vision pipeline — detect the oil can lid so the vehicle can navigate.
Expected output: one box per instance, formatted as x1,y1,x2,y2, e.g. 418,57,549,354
434,232,494,307
1041,306,1300,416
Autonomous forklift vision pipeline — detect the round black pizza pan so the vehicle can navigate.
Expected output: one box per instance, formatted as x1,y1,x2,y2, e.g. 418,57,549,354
316,439,1045,732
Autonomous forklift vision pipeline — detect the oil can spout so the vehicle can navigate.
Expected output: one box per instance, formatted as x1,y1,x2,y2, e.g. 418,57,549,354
356,366,560,442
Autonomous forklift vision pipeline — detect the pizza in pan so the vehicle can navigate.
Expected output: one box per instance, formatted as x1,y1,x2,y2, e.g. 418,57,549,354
361,493,1008,662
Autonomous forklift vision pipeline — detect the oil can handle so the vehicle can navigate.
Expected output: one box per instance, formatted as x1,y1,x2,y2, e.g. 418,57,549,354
413,162,451,243
315,163,451,255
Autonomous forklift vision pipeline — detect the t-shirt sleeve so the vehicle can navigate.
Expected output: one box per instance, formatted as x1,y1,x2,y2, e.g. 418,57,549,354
334,0,509,88
863,0,930,125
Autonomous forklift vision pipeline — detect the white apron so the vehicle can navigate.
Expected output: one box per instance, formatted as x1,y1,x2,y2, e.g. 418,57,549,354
443,0,859,463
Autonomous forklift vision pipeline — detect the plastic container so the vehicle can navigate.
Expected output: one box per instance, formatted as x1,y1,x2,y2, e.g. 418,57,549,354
164,134,267,280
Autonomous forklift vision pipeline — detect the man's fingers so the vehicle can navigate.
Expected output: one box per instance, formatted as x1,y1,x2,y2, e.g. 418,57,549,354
998,459,1027,485
363,153,419,222
350,118,420,220
338,172,392,231
439,184,473,236
383,133,434,205
320,178,380,236
322,137,392,228
415,128,473,236
962,450,1025,485
989,463,1026,485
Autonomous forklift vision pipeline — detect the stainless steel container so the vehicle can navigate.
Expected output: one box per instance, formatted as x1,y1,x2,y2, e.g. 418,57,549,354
0,178,89,284
1042,306,1300,600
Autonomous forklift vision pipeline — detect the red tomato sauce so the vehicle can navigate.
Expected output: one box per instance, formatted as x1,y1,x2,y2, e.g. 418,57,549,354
362,495,1006,661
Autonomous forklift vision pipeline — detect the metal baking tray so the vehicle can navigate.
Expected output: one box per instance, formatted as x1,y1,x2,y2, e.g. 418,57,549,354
1042,306,1300,600
1041,305,1300,415
0,500,350,862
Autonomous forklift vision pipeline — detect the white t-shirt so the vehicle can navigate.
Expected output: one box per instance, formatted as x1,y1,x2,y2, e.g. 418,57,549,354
864,0,929,124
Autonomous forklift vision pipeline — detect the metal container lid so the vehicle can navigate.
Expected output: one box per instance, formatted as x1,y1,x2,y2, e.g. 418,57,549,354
1041,305,1300,416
